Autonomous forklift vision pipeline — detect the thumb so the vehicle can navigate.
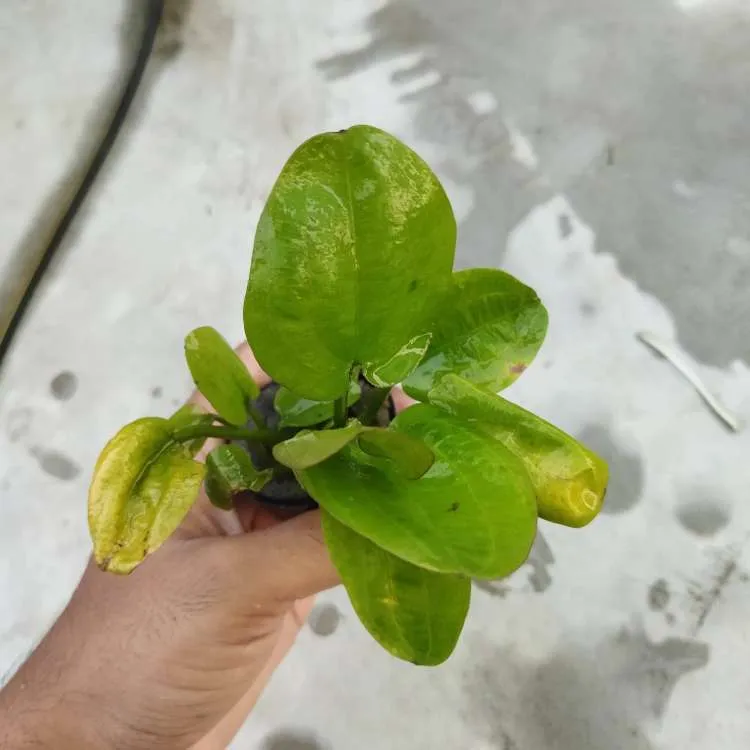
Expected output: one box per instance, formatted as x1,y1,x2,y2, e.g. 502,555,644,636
220,510,340,603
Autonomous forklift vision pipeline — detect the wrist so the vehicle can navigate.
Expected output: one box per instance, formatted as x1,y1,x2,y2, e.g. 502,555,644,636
1,673,105,750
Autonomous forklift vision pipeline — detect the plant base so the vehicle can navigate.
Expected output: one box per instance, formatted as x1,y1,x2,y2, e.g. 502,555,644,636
237,379,396,510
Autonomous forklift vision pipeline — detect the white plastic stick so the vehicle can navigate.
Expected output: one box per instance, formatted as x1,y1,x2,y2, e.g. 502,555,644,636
636,331,741,433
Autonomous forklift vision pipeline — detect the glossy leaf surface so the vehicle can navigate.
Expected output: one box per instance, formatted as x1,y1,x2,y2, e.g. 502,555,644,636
273,420,363,470
274,381,361,428
357,428,434,479
184,327,259,425
404,269,548,400
298,405,537,578
205,444,273,510
244,125,456,401
429,375,608,527
323,512,470,665
363,332,432,387
88,418,205,574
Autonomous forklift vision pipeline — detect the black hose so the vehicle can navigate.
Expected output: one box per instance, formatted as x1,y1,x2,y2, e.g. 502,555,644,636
0,0,164,374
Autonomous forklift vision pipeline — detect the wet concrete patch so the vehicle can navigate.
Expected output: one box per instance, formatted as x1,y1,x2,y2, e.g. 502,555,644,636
676,496,730,538
49,371,78,401
262,730,326,750
30,446,80,481
558,213,573,238
6,407,32,442
577,425,644,515
648,579,670,611
474,533,554,597
527,533,555,593
690,557,737,633
579,301,597,317
463,626,708,750
308,603,342,637
473,579,511,598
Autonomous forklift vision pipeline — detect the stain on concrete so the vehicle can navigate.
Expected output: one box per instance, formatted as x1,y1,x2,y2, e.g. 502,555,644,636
558,213,573,238
527,533,555,593
474,534,554,596
6,407,32,442
578,425,643,514
151,386,163,398
579,301,597,317
676,496,730,538
464,626,708,750
153,0,194,60
691,558,737,633
49,371,78,401
473,579,511,598
262,730,326,750
30,447,81,481
648,579,670,611
308,603,342,637
320,0,750,366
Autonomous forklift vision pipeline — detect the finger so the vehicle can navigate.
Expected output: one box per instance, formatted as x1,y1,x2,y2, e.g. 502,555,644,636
220,511,339,603
391,386,417,413
232,341,271,388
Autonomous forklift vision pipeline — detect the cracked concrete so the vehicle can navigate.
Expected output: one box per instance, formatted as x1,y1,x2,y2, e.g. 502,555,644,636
2,0,750,748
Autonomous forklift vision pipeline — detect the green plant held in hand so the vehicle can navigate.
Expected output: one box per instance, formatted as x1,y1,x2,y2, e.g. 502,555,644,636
87,125,608,666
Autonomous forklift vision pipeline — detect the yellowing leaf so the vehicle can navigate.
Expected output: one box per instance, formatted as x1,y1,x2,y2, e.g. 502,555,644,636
88,418,205,574
429,375,608,527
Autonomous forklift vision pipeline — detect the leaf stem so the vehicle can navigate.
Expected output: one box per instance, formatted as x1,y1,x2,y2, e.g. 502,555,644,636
360,386,390,426
172,424,279,444
333,396,347,428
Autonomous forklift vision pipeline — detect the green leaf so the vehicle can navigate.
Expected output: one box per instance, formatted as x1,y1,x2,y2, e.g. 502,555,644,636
244,125,456,401
273,420,364,470
363,332,432,387
204,444,273,510
274,381,361,428
184,327,259,425
357,428,434,479
429,374,608,527
322,512,470,666
298,405,537,578
88,418,205,574
404,269,548,400
167,403,215,456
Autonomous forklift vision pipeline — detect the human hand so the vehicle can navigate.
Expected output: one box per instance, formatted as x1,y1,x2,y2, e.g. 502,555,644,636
0,345,355,750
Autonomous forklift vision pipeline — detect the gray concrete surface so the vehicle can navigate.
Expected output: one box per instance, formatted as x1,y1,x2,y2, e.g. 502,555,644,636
2,1,750,748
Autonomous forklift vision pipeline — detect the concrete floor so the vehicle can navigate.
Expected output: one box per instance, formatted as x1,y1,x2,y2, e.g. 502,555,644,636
2,1,750,748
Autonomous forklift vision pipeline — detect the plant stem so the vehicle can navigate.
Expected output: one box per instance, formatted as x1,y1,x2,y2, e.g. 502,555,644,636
172,424,279,444
333,396,347,428
360,386,390,426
